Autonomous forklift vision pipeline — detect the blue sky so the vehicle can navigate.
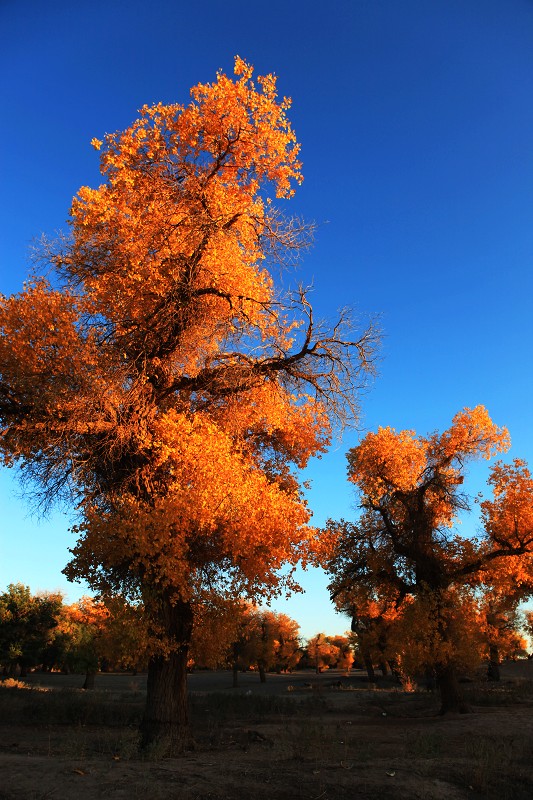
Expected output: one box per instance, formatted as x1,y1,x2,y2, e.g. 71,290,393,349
1,0,532,640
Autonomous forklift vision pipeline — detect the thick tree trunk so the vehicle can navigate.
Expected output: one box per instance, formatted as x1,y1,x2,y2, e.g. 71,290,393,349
140,596,193,755
379,660,389,677
232,663,239,688
436,663,469,714
258,661,267,683
82,670,96,690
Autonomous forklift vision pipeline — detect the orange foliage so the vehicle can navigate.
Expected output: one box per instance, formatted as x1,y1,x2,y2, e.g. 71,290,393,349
227,605,302,675
305,633,349,672
0,59,378,747
327,407,533,710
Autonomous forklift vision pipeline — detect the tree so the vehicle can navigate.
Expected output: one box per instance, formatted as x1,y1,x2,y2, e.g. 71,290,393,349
327,635,354,671
58,597,110,688
0,59,377,752
346,593,399,680
222,605,301,683
326,407,533,713
306,633,341,672
189,596,246,672
0,584,62,677
269,612,302,673
237,608,301,679
471,551,533,680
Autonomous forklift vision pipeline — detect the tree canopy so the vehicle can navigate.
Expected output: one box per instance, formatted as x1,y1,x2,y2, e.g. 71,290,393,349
0,58,377,751
326,407,533,712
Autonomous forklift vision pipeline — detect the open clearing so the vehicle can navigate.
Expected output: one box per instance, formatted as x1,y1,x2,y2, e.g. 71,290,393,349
1,662,532,800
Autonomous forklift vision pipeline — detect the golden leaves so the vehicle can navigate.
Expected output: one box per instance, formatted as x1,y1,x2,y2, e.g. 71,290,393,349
1,59,355,636
347,406,511,529
481,459,533,551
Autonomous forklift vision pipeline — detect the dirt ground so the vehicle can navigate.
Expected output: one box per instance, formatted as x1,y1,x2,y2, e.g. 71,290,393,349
1,662,532,800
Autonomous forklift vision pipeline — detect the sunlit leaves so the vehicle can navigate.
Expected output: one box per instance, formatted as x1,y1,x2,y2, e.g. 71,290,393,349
327,407,532,705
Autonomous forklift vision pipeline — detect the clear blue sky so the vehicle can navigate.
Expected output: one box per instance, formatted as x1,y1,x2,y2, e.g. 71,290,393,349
1,0,532,640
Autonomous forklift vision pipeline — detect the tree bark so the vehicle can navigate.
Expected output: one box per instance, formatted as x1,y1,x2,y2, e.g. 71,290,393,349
436,663,469,714
258,661,267,683
232,662,239,688
140,596,193,755
363,653,375,682
387,658,402,683
487,645,501,681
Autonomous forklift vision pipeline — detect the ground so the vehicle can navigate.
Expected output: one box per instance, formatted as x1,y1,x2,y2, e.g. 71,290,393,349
1,662,532,800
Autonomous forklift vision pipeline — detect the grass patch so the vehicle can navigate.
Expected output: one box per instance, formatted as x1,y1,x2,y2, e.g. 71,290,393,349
0,683,142,727
190,690,325,721
463,680,533,707
1,672,532,800
459,734,533,799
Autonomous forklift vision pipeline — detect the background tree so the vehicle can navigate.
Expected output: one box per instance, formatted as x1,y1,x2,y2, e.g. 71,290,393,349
241,609,302,680
189,596,246,672
472,553,532,680
224,606,301,682
269,612,302,673
328,554,402,681
0,584,62,677
96,595,150,674
326,407,533,713
326,634,354,671
306,633,341,673
58,597,110,688
0,59,377,752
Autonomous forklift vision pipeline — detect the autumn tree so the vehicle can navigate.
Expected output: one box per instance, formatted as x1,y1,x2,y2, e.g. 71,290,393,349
0,59,377,752
0,584,63,677
346,593,399,680
477,459,533,671
327,634,354,671
306,633,342,673
269,612,302,673
238,608,301,680
57,597,110,688
189,596,245,671
221,605,301,683
96,594,150,673
471,551,533,680
326,407,533,713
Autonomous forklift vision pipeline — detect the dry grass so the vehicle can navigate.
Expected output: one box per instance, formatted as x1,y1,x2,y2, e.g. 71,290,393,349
0,668,532,799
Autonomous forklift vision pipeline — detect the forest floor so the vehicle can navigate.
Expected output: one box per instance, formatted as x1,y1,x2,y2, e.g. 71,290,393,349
0,661,532,800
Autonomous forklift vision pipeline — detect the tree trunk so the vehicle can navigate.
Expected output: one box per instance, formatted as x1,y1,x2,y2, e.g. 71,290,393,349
379,660,389,677
436,663,469,714
140,596,193,755
82,670,96,690
363,653,375,682
387,658,402,683
258,661,267,683
232,662,239,688
487,645,500,681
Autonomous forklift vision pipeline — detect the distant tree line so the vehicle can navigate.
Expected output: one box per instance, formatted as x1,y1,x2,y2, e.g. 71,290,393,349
0,585,362,686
